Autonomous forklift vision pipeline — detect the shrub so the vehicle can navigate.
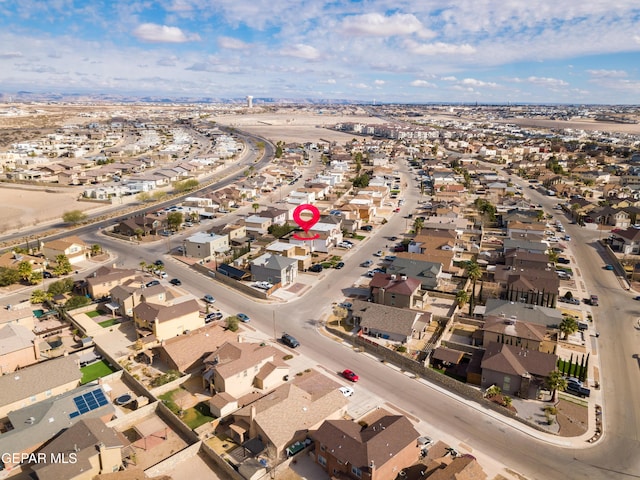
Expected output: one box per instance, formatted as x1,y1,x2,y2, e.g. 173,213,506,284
283,354,293,360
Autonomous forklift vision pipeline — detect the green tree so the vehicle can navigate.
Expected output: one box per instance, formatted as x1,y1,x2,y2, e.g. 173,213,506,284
413,217,424,235
455,290,469,309
90,244,102,257
252,203,260,214
167,212,184,231
47,277,75,296
0,268,20,286
226,315,239,332
137,191,151,202
18,261,33,282
139,261,148,272
545,370,567,402
52,254,73,276
465,261,482,315
173,179,199,192
275,141,283,158
151,190,168,201
30,289,52,304
502,396,513,408
65,295,91,309
352,173,370,188
29,271,43,285
62,210,88,225
268,223,294,238
485,385,501,398
559,316,579,339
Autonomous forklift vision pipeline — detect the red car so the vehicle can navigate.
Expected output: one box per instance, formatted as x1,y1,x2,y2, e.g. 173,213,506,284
342,369,359,382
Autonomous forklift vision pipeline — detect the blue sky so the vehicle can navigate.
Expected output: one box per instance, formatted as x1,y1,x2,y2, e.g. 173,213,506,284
1,0,639,103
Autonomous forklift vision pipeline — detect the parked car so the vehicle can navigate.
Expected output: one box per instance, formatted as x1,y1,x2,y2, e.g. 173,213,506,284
361,225,373,231
361,260,373,267
566,382,591,398
169,278,182,286
373,250,383,257
589,295,599,306
388,236,398,241
203,294,216,304
254,281,274,290
338,386,354,397
309,264,323,273
281,333,300,348
205,312,223,323
145,280,160,287
604,264,614,271
154,259,164,266
337,242,353,249
338,302,353,309
335,262,345,269
341,369,359,382
557,257,570,264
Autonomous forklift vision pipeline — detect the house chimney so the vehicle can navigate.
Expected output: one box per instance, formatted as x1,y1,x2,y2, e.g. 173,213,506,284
400,275,407,281
390,274,396,280
250,405,257,423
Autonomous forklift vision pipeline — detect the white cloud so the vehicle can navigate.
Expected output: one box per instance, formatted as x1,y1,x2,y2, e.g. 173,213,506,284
461,78,498,88
325,79,336,84
340,12,432,38
587,69,627,78
441,76,457,81
510,76,569,87
133,23,200,43
374,79,385,85
405,40,476,56
218,36,250,50
279,43,321,60
411,79,436,88
635,35,640,44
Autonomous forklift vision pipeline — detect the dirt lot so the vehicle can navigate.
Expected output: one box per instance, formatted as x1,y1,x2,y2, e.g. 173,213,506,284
556,398,589,437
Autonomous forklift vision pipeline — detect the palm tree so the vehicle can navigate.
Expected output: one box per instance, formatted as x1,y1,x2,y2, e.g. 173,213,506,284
139,261,148,272
90,244,102,257
559,316,578,339
455,290,469,309
413,217,424,235
502,396,513,408
465,260,482,315
536,210,545,222
545,370,567,402
252,203,260,214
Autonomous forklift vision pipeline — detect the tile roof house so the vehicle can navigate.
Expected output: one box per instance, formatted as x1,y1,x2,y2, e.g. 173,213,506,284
156,324,238,373
311,413,421,480
0,355,81,418
480,341,557,399
0,323,40,374
251,253,298,286
369,273,428,309
229,370,348,457
610,227,640,254
0,384,114,472
85,266,138,299
481,316,554,353
480,299,563,328
386,257,443,290
42,235,88,265
498,268,559,308
133,299,202,341
31,418,125,480
351,300,431,344
0,251,46,273
202,341,289,398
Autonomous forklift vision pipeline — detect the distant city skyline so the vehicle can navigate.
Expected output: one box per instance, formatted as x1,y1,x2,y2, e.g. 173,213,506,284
1,1,639,104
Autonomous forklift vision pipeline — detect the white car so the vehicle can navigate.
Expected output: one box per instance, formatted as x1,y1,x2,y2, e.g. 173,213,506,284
338,242,353,249
339,386,354,397
254,281,274,290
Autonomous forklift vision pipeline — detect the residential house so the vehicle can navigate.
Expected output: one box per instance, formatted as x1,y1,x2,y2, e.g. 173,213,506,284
480,341,557,399
229,370,348,457
0,251,46,273
109,282,169,318
209,223,248,246
289,220,343,253
0,386,115,474
0,355,81,418
351,300,431,344
493,267,559,308
610,227,640,254
31,418,124,480
369,273,428,309
0,323,40,374
312,412,421,480
503,250,550,270
202,341,289,398
387,257,443,290
114,215,164,237
132,298,202,341
481,316,554,353
42,235,88,265
244,215,273,235
85,266,138,299
251,253,298,286
480,299,563,328
184,232,230,260
258,207,289,226
501,239,548,255
265,241,312,271
156,324,238,373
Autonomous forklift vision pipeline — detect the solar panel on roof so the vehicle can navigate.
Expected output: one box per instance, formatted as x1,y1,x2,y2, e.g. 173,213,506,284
68,388,109,419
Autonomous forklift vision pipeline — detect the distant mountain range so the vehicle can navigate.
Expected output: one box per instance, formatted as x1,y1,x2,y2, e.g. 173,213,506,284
0,91,362,105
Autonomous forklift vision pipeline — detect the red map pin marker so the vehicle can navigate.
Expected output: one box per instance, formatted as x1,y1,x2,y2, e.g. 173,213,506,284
292,204,321,240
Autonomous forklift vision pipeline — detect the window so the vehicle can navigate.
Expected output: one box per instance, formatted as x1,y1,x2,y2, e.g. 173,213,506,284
320,444,326,452
351,466,362,478
318,455,326,467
